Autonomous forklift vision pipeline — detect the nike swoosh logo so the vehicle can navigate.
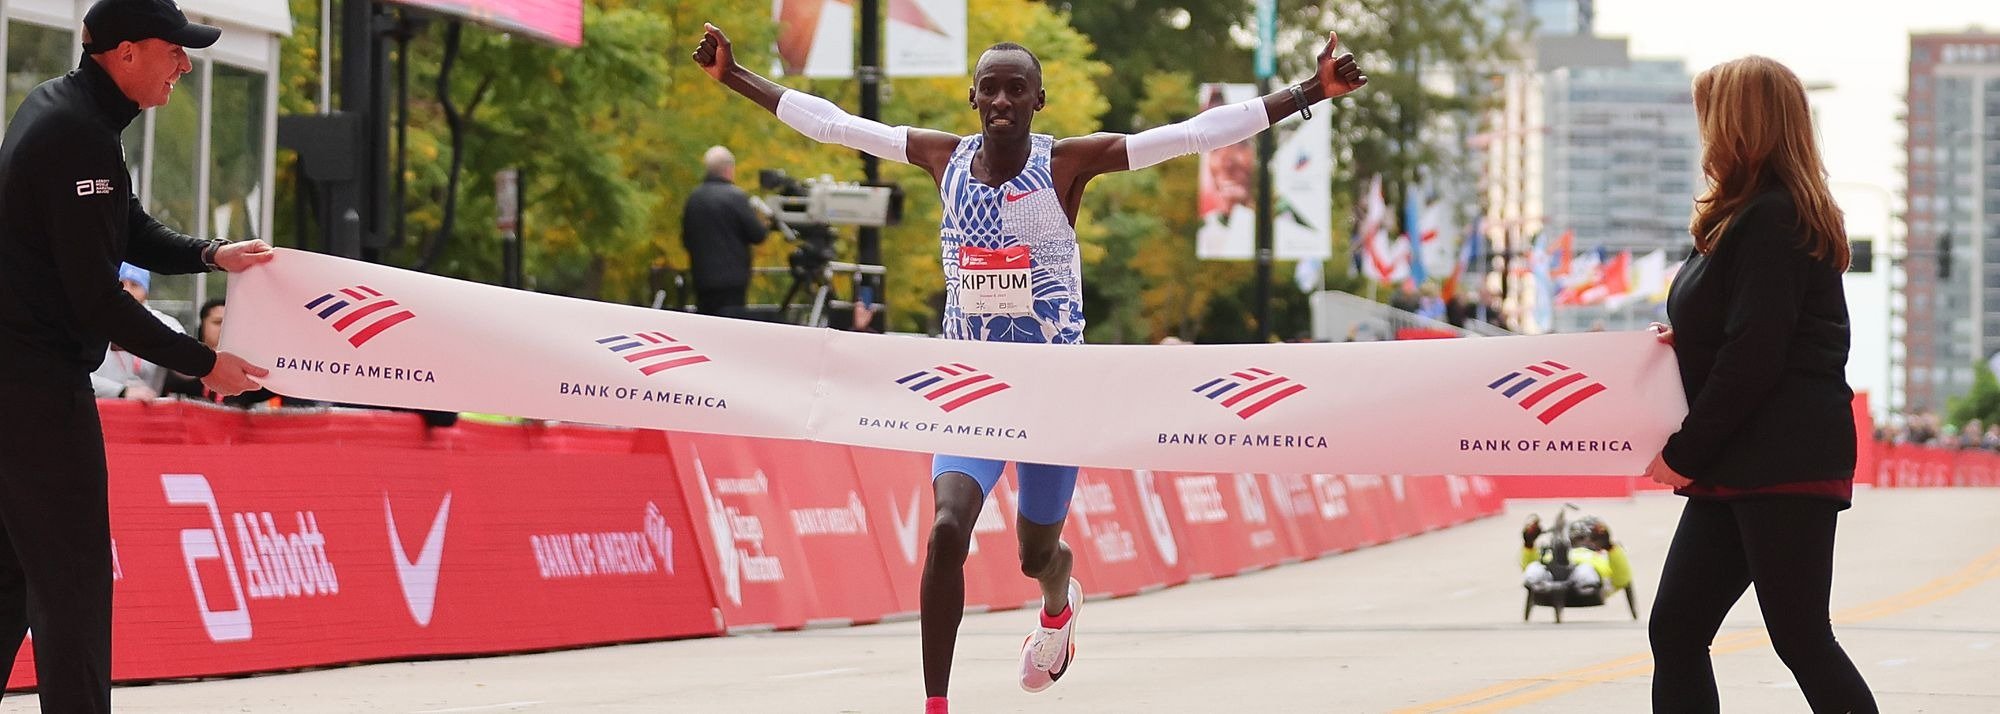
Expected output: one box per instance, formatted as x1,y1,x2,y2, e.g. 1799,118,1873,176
1004,188,1041,203
891,489,922,565
385,492,452,627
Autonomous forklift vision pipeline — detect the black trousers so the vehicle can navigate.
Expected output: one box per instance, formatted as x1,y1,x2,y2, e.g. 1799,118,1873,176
1649,496,1875,714
0,380,113,713
694,286,747,319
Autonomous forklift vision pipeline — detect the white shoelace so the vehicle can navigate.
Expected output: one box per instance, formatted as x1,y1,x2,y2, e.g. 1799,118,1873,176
1027,625,1066,670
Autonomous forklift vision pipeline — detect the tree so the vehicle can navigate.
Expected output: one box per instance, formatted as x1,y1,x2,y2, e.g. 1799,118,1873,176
274,0,1106,330
1948,361,2000,429
1054,0,1256,133
1061,0,1522,337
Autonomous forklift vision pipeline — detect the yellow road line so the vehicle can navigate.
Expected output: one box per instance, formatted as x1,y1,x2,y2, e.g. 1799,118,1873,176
1398,544,2000,713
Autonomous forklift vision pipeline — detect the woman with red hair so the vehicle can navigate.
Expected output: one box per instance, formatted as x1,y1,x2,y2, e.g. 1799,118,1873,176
1644,56,1876,713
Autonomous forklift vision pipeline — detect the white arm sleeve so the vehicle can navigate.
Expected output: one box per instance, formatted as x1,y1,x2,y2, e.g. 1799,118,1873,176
1124,97,1271,170
777,90,910,164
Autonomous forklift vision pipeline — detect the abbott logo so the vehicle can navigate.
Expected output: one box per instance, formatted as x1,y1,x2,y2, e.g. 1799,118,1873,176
1487,360,1607,424
162,474,252,643
385,493,451,627
1192,368,1307,419
304,285,416,348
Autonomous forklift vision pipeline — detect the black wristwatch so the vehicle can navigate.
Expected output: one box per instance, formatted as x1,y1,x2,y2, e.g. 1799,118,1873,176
1289,84,1312,120
201,240,225,270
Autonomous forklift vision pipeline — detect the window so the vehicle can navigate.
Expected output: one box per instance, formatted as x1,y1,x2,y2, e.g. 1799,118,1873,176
148,59,203,234
5,20,72,124
201,63,266,301
139,59,205,323
208,64,265,242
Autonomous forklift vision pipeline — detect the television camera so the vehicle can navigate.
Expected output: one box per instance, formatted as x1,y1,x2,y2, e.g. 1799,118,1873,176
748,169,898,327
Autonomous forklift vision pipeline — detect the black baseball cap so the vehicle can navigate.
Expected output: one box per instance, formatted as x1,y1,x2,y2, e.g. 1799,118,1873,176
81,0,221,54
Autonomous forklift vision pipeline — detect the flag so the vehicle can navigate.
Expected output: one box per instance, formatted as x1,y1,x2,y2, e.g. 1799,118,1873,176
1655,259,1683,303
1294,259,1323,294
1553,229,1574,280
1619,249,1668,308
1419,200,1458,280
1578,250,1631,306
1556,248,1603,306
1356,176,1409,285
1529,231,1555,331
1443,216,1483,303
1403,185,1427,285
1363,227,1411,284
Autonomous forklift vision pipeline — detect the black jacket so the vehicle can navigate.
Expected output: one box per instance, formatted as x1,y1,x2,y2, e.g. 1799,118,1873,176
0,56,218,383
679,174,768,291
1661,190,1855,487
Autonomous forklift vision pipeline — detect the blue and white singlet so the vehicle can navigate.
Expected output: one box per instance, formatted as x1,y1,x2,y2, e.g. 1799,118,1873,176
937,133,1084,344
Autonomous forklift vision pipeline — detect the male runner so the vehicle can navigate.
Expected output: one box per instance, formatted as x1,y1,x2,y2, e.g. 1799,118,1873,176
693,24,1367,713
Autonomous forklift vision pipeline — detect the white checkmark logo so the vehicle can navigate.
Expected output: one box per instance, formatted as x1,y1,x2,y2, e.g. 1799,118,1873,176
385,492,451,627
890,489,922,565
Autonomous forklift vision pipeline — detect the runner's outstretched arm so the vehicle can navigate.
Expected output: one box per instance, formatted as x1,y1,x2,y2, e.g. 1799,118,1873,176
1054,30,1369,183
692,22,960,180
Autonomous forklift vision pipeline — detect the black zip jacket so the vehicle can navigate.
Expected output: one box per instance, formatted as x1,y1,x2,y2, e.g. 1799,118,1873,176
0,55,218,381
1661,190,1856,487
680,175,768,291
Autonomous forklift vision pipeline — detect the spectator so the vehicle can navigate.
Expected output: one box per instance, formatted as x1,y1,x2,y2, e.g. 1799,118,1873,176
163,298,313,410
680,145,769,318
88,265,184,399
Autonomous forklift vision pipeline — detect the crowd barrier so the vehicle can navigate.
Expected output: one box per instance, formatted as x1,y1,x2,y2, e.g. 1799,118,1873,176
8,400,1503,690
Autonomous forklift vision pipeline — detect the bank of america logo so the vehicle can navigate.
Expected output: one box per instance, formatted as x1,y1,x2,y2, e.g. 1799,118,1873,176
1488,360,1606,424
304,285,415,347
896,363,1010,413
1193,367,1307,420
597,331,711,375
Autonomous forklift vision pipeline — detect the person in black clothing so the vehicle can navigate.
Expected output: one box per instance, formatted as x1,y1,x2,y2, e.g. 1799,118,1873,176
0,1,270,710
1643,56,1875,714
165,298,299,408
679,145,769,317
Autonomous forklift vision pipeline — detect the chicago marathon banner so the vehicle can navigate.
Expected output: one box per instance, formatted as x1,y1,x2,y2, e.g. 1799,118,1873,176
223,249,1688,475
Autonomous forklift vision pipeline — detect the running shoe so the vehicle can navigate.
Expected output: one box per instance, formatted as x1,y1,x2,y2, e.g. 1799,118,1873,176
1019,577,1082,692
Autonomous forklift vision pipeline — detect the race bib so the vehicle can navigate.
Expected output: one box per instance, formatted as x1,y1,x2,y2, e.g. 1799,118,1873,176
957,244,1033,315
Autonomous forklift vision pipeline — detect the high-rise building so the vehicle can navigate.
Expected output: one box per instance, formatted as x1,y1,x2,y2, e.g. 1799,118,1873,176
1523,0,1593,37
1901,31,2000,414
1480,33,1701,333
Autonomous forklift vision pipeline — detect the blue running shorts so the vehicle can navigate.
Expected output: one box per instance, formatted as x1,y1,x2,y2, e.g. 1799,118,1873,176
931,455,1079,526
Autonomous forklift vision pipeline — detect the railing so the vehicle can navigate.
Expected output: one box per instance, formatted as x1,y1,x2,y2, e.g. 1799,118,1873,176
1309,290,1513,341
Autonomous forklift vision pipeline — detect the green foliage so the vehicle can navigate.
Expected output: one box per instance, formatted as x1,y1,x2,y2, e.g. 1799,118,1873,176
269,0,1518,340
1948,361,2000,429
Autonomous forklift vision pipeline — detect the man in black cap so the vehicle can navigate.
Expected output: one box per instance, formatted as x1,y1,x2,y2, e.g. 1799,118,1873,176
0,1,271,709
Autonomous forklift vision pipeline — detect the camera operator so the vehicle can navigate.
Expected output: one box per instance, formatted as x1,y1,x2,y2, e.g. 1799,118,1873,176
679,145,769,318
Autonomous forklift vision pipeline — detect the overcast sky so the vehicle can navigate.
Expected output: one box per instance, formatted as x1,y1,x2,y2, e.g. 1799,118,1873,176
1593,0,2000,241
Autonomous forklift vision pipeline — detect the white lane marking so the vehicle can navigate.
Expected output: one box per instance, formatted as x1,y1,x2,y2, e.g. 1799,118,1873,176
770,667,861,680
412,701,544,713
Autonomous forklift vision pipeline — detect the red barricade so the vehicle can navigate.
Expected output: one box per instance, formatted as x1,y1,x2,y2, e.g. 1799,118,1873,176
1138,471,1303,579
1875,443,2000,488
1063,468,1175,598
845,447,1047,614
9,443,716,689
10,405,1510,692
664,434,904,629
